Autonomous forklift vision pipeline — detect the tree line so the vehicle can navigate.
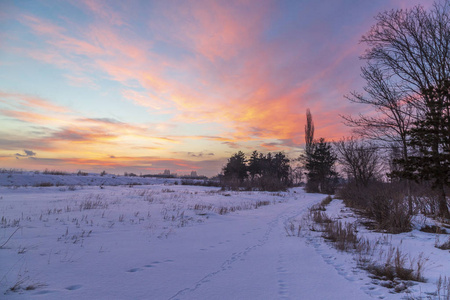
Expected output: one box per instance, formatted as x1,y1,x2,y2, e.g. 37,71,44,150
221,150,292,191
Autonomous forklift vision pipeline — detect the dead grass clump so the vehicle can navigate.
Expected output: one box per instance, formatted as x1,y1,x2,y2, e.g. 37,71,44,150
309,203,326,211
43,169,68,175
79,200,108,210
437,276,450,300
33,182,54,187
255,200,271,208
435,235,450,250
420,224,447,234
321,195,333,206
309,196,333,212
217,206,228,215
284,221,301,237
211,200,273,215
323,221,360,251
143,191,158,203
8,269,46,293
0,168,23,174
365,247,427,283
1,217,21,228
311,211,332,224
217,206,243,215
193,204,214,211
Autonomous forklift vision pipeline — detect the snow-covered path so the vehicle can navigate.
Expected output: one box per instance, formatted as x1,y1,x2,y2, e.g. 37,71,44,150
160,198,370,300
1,186,371,299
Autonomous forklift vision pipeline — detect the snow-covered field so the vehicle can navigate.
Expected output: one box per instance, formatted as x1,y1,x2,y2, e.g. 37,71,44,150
0,171,178,187
0,173,449,299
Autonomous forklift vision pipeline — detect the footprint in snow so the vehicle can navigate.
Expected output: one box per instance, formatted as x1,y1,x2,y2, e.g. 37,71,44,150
34,290,56,295
128,259,174,273
277,279,289,298
127,268,143,273
65,285,82,291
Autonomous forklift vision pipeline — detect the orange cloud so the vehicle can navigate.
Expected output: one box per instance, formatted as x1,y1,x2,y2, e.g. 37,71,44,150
0,109,62,123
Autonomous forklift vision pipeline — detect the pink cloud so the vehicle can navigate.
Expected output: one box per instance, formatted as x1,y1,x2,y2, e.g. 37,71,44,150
122,90,168,110
154,1,272,62
80,0,127,27
0,91,69,113
13,1,402,152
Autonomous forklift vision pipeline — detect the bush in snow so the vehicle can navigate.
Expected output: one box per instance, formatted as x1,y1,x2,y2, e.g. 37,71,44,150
336,181,412,234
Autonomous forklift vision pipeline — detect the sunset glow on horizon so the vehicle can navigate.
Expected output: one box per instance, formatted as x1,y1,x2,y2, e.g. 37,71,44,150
0,0,433,176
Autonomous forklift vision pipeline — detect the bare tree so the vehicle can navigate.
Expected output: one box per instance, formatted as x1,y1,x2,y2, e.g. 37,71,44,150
343,65,416,213
344,0,450,217
334,137,382,187
361,1,450,99
343,66,414,162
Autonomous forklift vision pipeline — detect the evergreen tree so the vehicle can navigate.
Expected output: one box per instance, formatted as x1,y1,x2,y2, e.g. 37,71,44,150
305,138,338,194
222,151,248,186
248,150,261,180
273,152,291,185
395,80,450,218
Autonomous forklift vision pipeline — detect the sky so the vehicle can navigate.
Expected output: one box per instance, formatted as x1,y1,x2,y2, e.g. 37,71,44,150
0,0,434,177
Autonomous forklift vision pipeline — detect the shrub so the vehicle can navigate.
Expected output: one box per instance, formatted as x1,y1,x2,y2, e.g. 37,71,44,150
411,183,448,217
252,176,290,192
336,181,412,233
